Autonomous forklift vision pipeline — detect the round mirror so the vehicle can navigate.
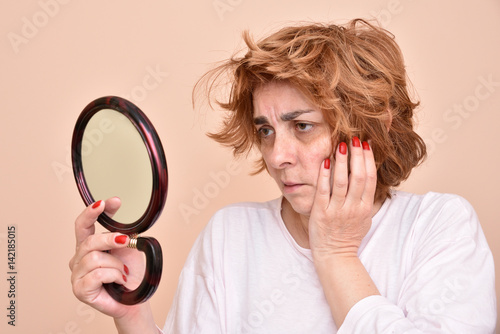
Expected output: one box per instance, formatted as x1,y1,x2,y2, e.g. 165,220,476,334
72,96,168,234
71,96,167,304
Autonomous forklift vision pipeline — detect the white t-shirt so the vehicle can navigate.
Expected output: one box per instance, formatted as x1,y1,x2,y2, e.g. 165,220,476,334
162,191,496,333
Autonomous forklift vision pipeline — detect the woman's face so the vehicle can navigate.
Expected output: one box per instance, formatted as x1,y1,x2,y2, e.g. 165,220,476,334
253,81,332,216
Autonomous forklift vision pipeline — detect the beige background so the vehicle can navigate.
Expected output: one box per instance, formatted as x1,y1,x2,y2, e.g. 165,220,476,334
1,0,499,333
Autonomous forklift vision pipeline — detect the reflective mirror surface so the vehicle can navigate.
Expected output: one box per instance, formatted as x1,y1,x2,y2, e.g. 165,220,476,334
81,109,152,224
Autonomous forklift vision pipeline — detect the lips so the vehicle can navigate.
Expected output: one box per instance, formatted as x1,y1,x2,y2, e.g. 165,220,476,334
283,181,300,187
282,181,305,193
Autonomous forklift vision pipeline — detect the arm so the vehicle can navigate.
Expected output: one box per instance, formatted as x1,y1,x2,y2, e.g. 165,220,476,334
313,253,379,327
114,302,162,334
338,196,496,333
309,138,380,326
308,140,496,332
162,216,224,333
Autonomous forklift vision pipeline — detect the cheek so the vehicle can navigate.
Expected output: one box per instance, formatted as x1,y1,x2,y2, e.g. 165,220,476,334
301,136,333,169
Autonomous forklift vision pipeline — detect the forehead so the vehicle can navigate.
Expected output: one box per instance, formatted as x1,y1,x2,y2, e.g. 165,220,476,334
252,81,319,117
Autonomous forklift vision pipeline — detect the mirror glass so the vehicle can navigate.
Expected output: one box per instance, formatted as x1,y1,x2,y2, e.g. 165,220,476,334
81,108,153,224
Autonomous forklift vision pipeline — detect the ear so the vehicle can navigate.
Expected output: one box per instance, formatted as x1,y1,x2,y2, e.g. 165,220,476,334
384,109,393,132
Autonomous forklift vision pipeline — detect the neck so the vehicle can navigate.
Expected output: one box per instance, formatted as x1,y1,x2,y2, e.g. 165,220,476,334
281,197,385,250
280,199,311,249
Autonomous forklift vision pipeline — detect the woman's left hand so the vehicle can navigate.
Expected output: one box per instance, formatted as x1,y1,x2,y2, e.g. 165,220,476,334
308,137,378,260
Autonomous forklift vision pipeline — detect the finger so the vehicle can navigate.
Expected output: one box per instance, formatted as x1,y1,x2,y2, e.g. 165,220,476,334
74,200,105,248
331,141,349,204
361,140,377,204
345,136,367,202
72,267,128,300
103,197,121,218
70,232,129,270
314,156,334,210
72,249,128,282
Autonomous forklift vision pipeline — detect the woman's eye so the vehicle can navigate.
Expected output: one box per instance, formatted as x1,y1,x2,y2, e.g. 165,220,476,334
296,123,313,131
257,127,274,137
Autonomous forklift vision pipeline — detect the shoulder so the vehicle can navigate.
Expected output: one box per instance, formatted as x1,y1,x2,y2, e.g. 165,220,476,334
389,190,475,217
196,197,283,241
387,190,481,242
184,198,284,270
209,197,282,224
390,190,474,212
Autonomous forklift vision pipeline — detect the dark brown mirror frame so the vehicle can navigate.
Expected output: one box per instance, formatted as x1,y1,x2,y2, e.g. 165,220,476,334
71,96,168,305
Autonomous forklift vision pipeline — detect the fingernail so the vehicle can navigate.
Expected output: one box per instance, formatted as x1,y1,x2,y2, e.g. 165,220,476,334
362,141,370,150
115,235,128,245
352,137,361,147
123,275,127,283
339,142,347,155
92,200,102,209
124,265,129,275
324,158,330,169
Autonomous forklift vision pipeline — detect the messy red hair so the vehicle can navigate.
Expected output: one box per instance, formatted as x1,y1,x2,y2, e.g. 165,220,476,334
194,19,426,202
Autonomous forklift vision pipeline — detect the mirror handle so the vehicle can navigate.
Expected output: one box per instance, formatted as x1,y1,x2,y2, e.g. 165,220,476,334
104,236,163,305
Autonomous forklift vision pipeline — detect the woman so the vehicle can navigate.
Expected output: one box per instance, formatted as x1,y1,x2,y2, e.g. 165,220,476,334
69,19,496,333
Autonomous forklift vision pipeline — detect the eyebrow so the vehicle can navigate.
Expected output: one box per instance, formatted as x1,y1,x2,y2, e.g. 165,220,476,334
253,109,314,125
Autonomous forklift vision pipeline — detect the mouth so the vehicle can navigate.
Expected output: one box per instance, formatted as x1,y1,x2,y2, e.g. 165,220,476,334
282,181,305,193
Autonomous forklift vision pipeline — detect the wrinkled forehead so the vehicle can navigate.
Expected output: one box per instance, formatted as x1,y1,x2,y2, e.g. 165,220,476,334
252,81,325,124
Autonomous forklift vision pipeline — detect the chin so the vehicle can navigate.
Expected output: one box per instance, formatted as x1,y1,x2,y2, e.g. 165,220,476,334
284,195,313,216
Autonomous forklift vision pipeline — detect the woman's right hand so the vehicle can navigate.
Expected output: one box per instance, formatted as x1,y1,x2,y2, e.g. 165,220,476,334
68,198,145,318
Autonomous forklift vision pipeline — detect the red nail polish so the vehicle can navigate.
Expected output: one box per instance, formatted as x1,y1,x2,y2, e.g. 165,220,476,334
362,141,370,150
352,137,361,147
124,265,129,275
115,235,127,245
123,275,127,283
339,142,347,155
324,158,330,169
92,200,102,209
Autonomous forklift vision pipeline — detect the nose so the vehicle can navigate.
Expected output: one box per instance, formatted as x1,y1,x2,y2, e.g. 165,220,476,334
266,132,296,169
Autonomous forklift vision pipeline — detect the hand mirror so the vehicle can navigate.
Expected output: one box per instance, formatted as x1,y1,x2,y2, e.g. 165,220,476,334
71,96,167,305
